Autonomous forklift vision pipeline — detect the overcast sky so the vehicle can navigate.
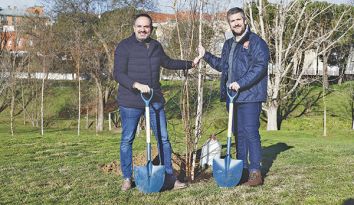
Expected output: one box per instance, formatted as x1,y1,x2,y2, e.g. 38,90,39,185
1,0,352,13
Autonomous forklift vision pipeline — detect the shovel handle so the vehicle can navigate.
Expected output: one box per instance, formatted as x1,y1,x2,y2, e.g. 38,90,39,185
141,89,154,106
226,89,238,156
226,89,238,139
226,88,238,102
141,89,153,144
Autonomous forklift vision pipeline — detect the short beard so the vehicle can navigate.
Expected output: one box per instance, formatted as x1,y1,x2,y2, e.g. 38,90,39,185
232,26,246,37
232,30,242,37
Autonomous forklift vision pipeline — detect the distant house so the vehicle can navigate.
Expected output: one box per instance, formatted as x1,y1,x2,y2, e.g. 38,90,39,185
301,50,340,76
0,5,45,52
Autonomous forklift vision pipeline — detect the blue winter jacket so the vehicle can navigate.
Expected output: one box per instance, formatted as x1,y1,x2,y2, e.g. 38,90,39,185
113,33,193,108
204,29,269,102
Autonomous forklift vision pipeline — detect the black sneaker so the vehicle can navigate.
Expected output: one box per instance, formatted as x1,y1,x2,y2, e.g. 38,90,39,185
162,174,188,191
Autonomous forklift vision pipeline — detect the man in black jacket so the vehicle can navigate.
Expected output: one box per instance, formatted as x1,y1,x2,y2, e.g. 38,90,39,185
114,13,199,191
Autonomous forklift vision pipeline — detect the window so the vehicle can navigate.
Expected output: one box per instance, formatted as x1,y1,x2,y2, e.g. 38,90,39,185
1,15,7,24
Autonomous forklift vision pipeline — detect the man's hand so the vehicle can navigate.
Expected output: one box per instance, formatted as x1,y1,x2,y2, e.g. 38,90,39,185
191,45,206,67
197,45,206,58
192,57,201,67
133,82,150,93
228,82,240,91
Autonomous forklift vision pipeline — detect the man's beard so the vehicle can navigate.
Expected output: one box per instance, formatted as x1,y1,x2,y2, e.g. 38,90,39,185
232,27,245,37
232,24,248,37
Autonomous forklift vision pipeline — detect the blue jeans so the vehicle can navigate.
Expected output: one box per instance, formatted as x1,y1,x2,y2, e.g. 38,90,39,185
119,102,173,179
227,102,262,171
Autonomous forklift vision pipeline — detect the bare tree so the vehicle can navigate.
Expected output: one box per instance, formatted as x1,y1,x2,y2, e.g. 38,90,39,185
52,12,97,135
163,0,229,181
191,0,204,182
92,6,140,104
29,15,54,135
245,0,354,130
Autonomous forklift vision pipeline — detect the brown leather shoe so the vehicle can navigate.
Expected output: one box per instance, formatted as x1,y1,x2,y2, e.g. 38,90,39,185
173,179,187,190
121,178,132,191
244,170,263,186
239,168,249,185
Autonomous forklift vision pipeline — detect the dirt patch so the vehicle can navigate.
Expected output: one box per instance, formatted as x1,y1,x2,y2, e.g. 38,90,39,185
193,167,213,183
98,147,212,183
99,160,121,176
98,148,160,176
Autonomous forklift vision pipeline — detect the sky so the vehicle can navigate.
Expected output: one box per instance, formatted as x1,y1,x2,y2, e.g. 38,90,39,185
1,0,43,9
0,0,352,13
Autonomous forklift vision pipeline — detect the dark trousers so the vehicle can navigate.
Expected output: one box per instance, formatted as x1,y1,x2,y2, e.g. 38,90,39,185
227,102,262,171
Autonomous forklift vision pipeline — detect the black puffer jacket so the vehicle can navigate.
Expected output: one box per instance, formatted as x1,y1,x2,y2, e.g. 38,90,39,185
114,33,192,108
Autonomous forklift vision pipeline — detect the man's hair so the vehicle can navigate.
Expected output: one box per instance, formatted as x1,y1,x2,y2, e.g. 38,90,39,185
226,7,246,20
133,13,153,28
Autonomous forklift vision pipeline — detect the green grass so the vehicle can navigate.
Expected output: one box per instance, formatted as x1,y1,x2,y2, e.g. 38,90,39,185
0,128,353,204
0,81,353,204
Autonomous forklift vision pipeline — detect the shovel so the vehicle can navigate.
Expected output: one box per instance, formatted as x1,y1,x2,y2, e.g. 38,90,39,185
213,89,243,187
134,89,165,193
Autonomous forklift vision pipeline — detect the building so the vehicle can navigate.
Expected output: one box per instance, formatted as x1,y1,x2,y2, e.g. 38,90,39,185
0,5,45,51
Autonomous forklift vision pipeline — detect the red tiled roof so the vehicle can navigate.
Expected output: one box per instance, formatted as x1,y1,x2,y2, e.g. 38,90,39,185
148,11,227,23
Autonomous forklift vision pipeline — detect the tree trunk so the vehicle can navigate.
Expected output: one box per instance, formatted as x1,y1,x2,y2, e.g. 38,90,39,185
267,101,279,130
191,1,204,181
104,87,109,105
40,57,46,136
338,68,345,85
86,106,89,129
10,56,16,136
323,52,329,89
352,88,354,130
10,87,15,136
35,81,39,127
173,0,193,180
352,100,354,130
108,112,112,131
322,51,329,136
92,74,104,132
323,85,327,136
40,95,44,135
182,78,192,180
77,62,81,136
21,80,26,125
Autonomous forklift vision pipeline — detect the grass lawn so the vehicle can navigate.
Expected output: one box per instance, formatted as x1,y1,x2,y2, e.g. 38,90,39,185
1,81,353,204
0,127,353,204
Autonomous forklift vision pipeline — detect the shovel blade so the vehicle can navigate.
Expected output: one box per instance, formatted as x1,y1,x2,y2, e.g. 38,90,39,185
134,164,165,193
213,157,243,188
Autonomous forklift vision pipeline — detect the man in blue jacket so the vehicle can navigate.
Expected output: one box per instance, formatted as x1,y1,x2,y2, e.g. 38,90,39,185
114,13,199,191
197,7,269,186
